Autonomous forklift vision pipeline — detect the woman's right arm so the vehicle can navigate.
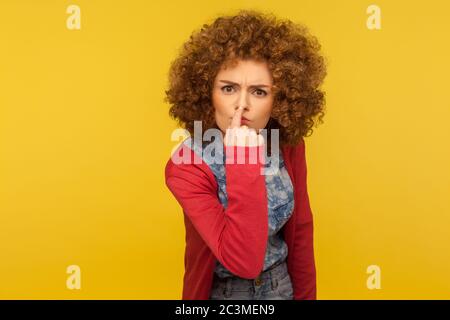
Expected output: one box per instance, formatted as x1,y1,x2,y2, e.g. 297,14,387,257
165,144,268,279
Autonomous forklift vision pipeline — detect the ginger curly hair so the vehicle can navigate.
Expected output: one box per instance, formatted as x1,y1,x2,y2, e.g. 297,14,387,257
164,9,327,147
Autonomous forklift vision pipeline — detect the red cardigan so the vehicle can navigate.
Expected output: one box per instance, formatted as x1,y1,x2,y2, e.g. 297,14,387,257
165,138,316,300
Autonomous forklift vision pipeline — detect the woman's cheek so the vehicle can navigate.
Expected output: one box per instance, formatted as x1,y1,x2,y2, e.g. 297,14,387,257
213,110,227,132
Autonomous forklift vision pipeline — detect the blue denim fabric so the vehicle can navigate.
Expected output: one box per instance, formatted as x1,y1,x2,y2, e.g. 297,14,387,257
182,135,295,278
209,259,294,300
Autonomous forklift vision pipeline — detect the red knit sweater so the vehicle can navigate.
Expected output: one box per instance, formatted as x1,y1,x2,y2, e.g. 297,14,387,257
165,138,316,300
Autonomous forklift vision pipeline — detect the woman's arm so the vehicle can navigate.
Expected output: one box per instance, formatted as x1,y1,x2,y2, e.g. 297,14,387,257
165,144,268,279
290,140,317,300
292,222,316,299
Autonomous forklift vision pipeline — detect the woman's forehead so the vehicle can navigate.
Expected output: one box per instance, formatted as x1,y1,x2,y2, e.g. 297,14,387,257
215,59,272,83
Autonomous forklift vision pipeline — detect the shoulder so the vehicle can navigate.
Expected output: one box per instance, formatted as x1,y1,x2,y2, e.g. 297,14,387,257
281,138,306,161
165,138,216,186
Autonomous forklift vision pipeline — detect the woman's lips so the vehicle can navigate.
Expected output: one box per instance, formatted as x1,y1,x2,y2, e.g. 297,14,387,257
241,117,250,125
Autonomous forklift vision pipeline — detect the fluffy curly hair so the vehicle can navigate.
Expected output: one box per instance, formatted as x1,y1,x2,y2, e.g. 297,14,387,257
164,9,327,147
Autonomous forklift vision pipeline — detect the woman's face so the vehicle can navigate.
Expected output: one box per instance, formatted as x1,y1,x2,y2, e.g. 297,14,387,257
212,59,274,135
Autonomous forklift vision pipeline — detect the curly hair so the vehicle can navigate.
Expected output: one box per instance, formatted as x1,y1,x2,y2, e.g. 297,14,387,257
164,9,327,147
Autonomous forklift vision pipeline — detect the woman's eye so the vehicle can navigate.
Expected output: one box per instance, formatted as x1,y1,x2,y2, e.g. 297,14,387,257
221,85,234,93
254,89,267,96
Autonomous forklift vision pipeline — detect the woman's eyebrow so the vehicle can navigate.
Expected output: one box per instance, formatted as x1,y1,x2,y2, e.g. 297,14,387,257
218,80,271,88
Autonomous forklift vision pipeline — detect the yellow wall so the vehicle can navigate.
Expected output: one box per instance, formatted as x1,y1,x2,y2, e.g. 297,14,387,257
1,0,449,299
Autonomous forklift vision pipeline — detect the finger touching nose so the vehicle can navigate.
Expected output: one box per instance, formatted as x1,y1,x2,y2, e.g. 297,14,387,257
229,106,244,128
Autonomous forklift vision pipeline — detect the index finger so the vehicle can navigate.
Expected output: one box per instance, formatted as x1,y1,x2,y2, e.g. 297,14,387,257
229,106,244,129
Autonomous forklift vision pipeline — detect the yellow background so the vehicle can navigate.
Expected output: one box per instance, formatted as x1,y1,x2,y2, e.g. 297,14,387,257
1,0,449,299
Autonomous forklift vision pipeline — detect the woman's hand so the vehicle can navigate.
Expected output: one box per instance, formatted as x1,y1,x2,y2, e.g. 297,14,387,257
224,107,265,147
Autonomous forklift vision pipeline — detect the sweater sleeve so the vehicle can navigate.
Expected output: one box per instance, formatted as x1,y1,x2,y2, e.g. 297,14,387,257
291,140,317,300
165,144,268,279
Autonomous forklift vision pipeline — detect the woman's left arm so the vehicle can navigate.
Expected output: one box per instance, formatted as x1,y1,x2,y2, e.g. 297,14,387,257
290,140,317,300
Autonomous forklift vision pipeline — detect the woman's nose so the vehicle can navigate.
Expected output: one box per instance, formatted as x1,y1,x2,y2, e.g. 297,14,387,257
236,92,250,110
234,105,249,112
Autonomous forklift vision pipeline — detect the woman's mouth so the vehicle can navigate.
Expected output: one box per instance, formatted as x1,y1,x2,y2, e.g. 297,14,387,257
241,117,250,125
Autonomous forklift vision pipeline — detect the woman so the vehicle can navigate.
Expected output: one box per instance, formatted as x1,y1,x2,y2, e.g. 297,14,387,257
164,9,327,300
